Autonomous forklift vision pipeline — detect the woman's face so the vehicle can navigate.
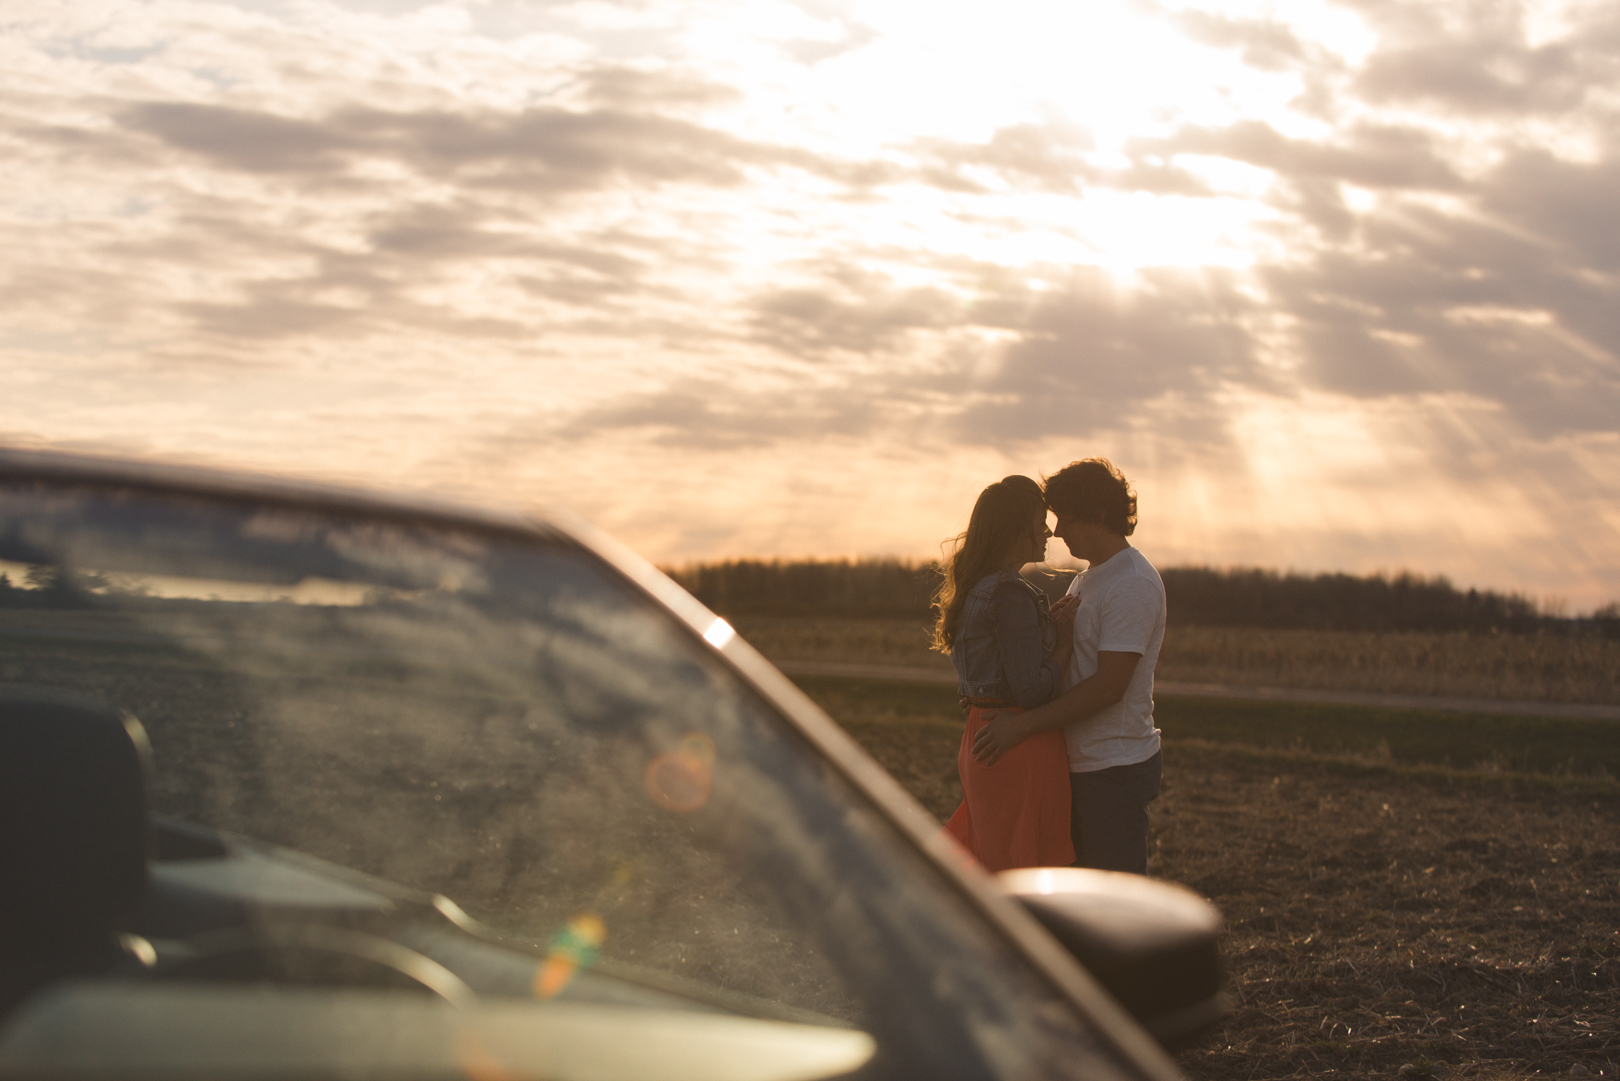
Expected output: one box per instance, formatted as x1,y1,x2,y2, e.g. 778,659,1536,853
1017,510,1052,566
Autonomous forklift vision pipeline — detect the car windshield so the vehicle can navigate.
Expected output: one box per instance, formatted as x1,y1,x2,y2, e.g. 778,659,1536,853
0,475,1132,1080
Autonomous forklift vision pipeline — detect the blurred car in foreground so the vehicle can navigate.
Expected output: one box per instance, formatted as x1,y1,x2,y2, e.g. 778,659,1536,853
0,448,1224,1081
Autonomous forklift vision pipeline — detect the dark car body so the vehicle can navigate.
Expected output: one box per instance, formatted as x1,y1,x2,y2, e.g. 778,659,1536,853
0,448,1219,1081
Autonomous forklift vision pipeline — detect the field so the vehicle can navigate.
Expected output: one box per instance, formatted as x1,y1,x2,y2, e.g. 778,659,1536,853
732,618,1620,705
795,676,1620,1081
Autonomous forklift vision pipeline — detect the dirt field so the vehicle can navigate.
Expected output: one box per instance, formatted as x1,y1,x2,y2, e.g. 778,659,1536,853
804,678,1620,1081
733,618,1620,705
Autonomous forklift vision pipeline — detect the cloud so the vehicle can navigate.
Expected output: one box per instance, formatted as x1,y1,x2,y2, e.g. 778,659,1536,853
122,102,351,174
575,65,743,110
951,266,1264,444
911,122,1210,196
1169,9,1316,73
1357,39,1586,114
911,117,1465,203
1354,29,1586,115
366,201,656,309
118,100,838,192
559,259,1269,453
558,180,1617,455
748,267,960,355
551,379,887,449
5,82,773,344
1340,0,1620,115
780,22,880,67
25,187,676,345
1485,148,1620,276
1261,149,1620,439
1150,120,1463,190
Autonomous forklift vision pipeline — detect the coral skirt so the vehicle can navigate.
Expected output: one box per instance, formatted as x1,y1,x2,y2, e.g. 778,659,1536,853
944,705,1075,872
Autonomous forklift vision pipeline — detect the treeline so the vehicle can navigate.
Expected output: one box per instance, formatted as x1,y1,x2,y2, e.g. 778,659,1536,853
1156,566,1549,633
664,558,1619,635
6,560,1613,635
665,559,935,621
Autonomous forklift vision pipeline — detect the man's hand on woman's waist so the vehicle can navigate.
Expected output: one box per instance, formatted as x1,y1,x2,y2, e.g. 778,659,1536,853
971,650,1142,767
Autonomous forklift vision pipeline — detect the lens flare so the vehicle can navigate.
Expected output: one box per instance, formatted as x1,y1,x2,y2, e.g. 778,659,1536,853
643,732,716,813
678,731,717,766
534,913,607,999
456,1029,516,1081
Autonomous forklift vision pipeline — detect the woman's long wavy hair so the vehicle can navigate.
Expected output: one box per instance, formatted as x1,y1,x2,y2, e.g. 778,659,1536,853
931,475,1047,653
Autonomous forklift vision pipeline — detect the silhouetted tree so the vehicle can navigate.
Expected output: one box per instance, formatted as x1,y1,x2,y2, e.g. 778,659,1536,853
1156,566,1541,633
666,559,942,619
665,558,1595,636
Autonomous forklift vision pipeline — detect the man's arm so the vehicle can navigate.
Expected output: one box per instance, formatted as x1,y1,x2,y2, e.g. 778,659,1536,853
971,650,1140,766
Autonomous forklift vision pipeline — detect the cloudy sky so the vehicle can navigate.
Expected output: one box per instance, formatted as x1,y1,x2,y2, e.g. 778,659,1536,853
4,0,1618,609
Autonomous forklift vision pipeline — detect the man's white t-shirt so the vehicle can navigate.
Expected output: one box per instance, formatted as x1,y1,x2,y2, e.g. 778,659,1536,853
1061,545,1165,773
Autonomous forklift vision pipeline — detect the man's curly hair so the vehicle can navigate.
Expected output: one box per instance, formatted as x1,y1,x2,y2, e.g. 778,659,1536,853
1043,458,1137,537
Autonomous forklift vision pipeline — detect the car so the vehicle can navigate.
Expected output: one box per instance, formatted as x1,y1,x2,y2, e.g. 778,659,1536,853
0,446,1224,1081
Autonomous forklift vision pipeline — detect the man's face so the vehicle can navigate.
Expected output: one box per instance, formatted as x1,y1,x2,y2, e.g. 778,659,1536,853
1052,510,1100,562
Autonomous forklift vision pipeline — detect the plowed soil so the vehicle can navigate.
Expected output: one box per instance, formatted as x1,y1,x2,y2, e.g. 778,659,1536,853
820,690,1620,1081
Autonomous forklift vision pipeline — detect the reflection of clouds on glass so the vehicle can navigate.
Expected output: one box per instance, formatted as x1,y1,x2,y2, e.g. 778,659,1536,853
242,512,493,596
119,572,370,605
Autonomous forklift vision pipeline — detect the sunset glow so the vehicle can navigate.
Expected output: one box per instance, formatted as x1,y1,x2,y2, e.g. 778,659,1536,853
2,0,1617,609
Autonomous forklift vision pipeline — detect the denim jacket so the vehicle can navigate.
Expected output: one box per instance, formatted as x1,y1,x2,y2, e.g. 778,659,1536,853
949,570,1062,708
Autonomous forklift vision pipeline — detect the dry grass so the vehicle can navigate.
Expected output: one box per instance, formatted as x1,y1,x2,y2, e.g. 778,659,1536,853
730,617,953,671
1152,697,1620,780
1161,627,1620,706
799,677,1620,1081
731,618,1620,705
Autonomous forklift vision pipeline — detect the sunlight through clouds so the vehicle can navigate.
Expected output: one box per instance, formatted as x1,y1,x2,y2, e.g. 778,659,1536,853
1,0,1618,609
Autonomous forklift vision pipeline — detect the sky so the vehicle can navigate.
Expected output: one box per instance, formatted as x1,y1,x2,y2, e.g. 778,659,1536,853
3,0,1618,611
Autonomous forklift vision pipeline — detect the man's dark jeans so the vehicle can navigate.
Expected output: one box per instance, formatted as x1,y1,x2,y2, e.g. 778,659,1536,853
1069,751,1162,875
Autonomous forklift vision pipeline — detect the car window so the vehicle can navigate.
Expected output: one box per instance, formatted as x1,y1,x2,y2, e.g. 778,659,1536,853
0,479,1130,1080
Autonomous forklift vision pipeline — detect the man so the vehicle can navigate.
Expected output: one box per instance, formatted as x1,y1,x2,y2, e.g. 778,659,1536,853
971,458,1165,875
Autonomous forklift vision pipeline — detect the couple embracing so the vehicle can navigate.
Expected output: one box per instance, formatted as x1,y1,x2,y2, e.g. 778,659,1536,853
934,458,1165,876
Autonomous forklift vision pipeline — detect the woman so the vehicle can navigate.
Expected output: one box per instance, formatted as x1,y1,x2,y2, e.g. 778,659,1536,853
934,476,1076,871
